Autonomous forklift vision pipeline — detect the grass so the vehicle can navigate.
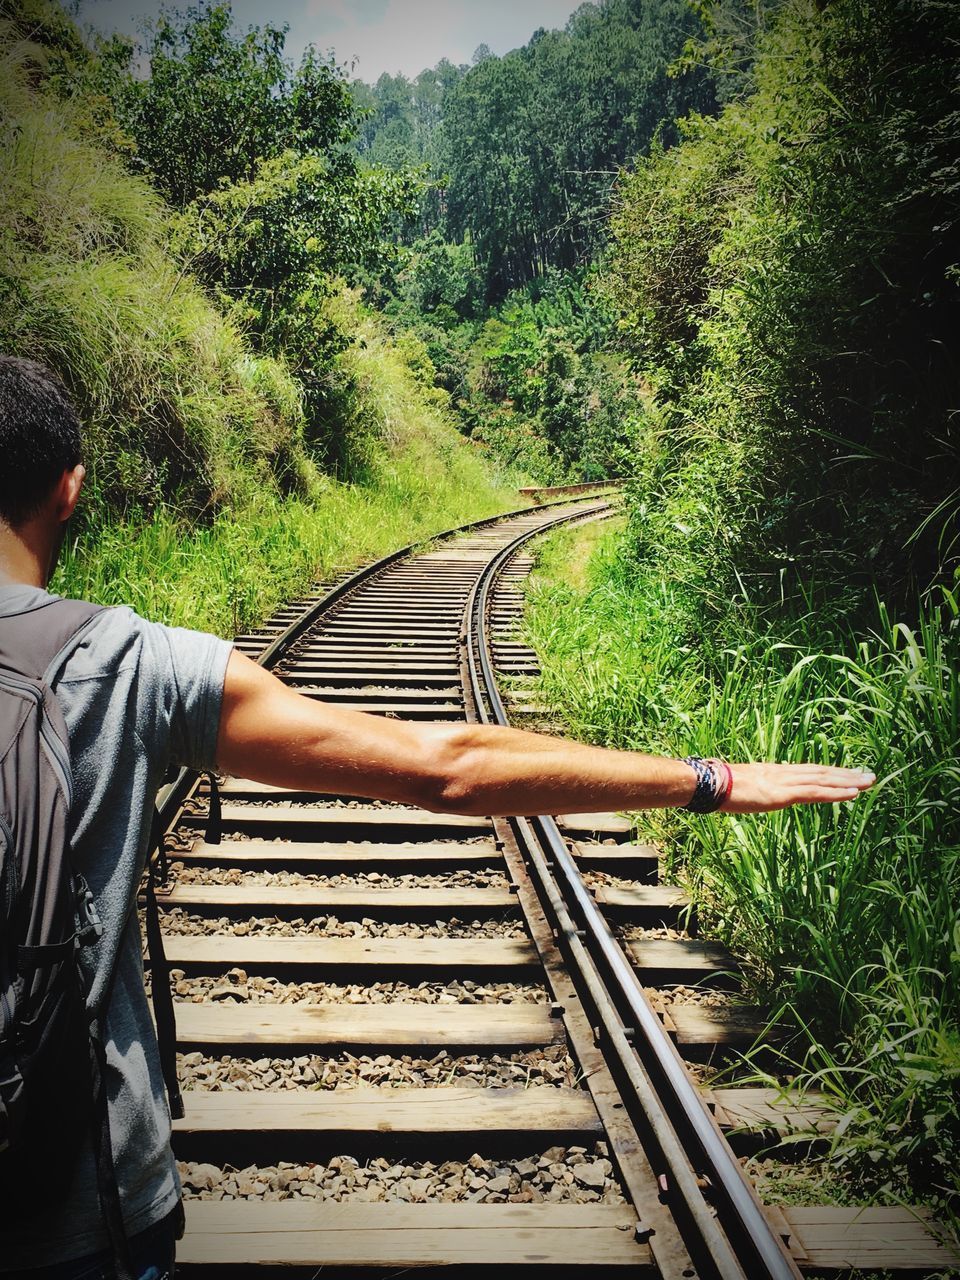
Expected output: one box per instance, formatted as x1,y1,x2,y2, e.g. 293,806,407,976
0,52,312,526
522,519,960,1228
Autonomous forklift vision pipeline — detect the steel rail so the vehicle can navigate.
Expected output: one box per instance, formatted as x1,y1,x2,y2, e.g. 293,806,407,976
464,513,802,1280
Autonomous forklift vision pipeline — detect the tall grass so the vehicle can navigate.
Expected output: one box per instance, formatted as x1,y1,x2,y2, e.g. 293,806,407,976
525,521,960,1216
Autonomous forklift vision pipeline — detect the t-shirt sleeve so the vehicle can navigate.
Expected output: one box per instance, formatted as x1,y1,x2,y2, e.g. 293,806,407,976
138,618,234,772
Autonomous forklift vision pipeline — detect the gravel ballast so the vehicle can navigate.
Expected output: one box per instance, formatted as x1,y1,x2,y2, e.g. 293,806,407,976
169,970,549,1006
177,1142,625,1205
617,923,691,943
177,1047,579,1091
168,864,509,890
159,910,527,939
582,869,655,891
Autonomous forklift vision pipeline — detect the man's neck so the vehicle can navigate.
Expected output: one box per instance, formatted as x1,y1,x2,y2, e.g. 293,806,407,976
0,525,51,588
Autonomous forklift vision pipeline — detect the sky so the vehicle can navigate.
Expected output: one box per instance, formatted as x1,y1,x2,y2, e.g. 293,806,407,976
75,0,586,81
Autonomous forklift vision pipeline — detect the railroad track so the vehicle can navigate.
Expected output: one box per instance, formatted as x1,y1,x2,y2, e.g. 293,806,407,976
148,495,956,1277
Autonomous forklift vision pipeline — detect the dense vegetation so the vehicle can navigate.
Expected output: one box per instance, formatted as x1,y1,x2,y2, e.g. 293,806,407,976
606,0,959,604
521,0,959,1228
353,0,714,299
3,0,957,1234
527,524,959,1216
352,0,714,481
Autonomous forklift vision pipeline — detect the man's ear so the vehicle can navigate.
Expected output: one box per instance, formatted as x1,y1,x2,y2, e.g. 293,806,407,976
54,464,85,522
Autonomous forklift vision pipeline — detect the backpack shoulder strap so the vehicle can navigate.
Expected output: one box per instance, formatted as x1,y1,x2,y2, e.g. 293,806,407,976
0,597,105,680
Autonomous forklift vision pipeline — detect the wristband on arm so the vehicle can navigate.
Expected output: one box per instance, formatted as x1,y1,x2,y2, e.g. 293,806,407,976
680,756,733,813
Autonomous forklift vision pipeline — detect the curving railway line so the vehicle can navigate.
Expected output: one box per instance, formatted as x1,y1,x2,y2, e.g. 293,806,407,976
146,495,956,1277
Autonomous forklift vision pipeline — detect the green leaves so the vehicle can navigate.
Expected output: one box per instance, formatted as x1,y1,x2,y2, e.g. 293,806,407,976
170,150,422,462
89,5,427,461
113,5,355,207
440,0,716,301
607,0,960,601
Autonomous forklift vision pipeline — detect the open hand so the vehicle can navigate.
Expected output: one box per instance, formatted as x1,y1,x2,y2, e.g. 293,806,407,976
721,762,875,813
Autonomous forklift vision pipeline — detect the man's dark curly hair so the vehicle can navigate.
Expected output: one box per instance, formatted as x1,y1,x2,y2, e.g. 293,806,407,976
0,356,83,527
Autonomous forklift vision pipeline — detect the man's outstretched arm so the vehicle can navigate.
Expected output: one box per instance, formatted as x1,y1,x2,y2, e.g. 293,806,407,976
215,650,875,817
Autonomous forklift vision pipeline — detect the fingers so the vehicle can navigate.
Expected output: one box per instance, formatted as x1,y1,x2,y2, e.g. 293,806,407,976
720,761,876,813
756,763,875,786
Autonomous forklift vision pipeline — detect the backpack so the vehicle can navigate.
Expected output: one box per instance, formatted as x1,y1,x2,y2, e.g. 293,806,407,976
0,597,135,1278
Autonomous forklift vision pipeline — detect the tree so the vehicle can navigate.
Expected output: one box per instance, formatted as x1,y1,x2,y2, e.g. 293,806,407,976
114,5,356,207
105,5,423,459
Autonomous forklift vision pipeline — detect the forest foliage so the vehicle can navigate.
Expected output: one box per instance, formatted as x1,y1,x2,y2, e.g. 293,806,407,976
106,6,424,469
0,1,309,527
521,0,960,1222
354,0,715,300
606,0,960,607
2,0,958,1222
349,0,720,480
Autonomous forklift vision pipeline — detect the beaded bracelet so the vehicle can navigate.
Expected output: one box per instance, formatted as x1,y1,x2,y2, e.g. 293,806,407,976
681,756,733,813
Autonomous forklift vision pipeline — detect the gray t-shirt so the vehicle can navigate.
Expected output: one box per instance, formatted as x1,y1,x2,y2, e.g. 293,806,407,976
0,586,232,1268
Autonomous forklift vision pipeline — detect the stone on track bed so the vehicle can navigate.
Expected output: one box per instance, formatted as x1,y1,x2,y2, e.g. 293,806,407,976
170,971,549,1006
177,1047,579,1091
169,864,509,890
159,911,527,939
178,1141,625,1205
617,922,691,943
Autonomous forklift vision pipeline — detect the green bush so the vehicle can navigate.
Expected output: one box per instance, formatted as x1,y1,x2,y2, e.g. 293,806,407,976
607,0,960,605
382,269,644,484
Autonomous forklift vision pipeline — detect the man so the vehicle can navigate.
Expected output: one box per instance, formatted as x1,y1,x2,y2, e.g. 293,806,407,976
0,356,874,1277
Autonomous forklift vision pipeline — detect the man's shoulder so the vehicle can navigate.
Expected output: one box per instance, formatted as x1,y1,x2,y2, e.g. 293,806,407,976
0,586,114,678
39,596,226,688
2,583,231,690
0,582,59,617
0,584,111,627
